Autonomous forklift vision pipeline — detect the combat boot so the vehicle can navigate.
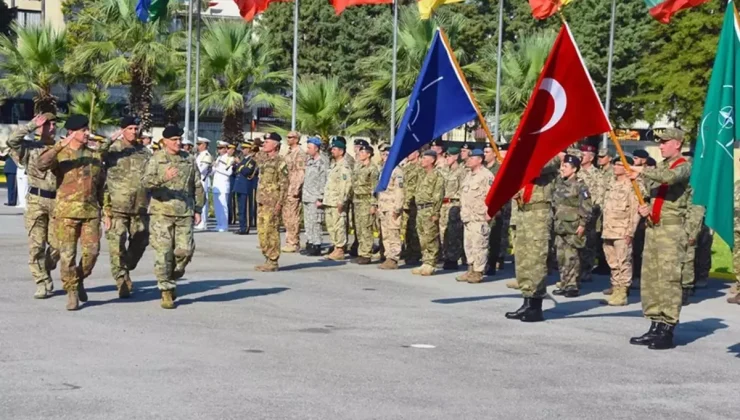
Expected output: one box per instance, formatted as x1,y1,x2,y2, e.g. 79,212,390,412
34,283,50,299
77,281,88,303
456,268,472,282
300,242,312,255
606,287,628,306
45,279,54,293
420,264,436,276
117,275,133,299
66,291,80,311
554,280,564,290
353,256,371,265
520,298,544,322
726,292,740,304
467,271,484,284
730,283,738,295
411,266,423,275
281,245,299,253
648,323,675,350
485,264,496,276
603,287,613,295
629,322,659,346
562,288,580,298
326,248,345,261
160,290,175,309
505,298,531,320
443,261,458,270
255,260,279,272
378,259,398,270
505,280,520,289
309,244,323,256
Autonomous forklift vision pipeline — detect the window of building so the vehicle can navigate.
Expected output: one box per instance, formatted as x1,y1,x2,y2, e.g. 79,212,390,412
16,10,41,28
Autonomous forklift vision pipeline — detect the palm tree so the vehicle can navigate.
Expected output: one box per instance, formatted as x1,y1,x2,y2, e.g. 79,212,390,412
0,23,67,114
166,21,288,143
478,30,556,135
67,90,119,131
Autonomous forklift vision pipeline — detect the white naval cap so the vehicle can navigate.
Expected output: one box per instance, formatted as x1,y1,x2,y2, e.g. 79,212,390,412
140,131,153,138
216,140,230,147
181,137,194,145
196,137,211,144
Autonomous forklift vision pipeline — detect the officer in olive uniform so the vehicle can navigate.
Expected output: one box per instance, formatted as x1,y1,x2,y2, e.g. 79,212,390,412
411,150,444,276
254,133,289,271
352,144,379,264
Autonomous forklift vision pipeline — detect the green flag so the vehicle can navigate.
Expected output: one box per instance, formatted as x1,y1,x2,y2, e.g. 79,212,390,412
690,1,740,249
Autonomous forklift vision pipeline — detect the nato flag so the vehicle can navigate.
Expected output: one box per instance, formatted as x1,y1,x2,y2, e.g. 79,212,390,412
376,28,478,193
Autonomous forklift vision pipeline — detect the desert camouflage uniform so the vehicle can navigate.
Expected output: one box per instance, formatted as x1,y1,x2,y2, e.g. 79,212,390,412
552,176,593,291
7,123,60,292
460,167,494,273
377,165,404,263
352,160,379,258
282,145,306,250
602,177,642,289
402,161,423,262
302,154,329,246
439,163,465,263
576,164,603,281
324,158,353,250
413,168,444,269
255,152,289,266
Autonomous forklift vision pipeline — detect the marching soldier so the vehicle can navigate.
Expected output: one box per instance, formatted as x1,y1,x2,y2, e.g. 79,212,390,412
352,144,379,264
377,144,404,270
411,150,444,276
302,137,328,256
576,144,602,283
282,131,306,253
102,116,151,298
194,137,212,230
6,112,61,299
37,115,109,311
457,149,493,283
254,133,289,271
143,126,205,309
402,150,423,264
439,147,465,270
347,139,370,257
323,138,353,261
233,140,259,235
628,128,692,350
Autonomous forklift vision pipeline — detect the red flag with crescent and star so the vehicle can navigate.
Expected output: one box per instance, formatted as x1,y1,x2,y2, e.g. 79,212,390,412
330,0,393,15
485,23,612,217
234,0,290,22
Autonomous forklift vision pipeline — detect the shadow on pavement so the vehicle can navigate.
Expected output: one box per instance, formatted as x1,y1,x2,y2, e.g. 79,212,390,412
675,318,729,347
727,343,740,358
279,260,347,271
688,281,729,305
432,294,520,304
176,287,289,305
545,298,643,320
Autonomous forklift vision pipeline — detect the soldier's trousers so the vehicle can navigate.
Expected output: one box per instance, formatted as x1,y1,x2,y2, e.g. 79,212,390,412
353,201,375,258
416,207,439,266
324,206,347,248
694,225,712,284
464,221,489,272
580,217,599,281
555,235,581,290
302,201,324,245
149,214,194,291
515,207,551,298
282,196,301,248
488,215,504,270
105,213,149,283
642,223,686,325
440,203,463,263
603,238,633,288
632,223,646,279
57,217,100,292
403,206,421,261
681,244,696,289
24,195,59,285
499,208,511,262
379,210,401,261
257,204,280,262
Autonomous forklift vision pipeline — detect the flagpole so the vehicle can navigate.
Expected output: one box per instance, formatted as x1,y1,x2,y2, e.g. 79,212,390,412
390,0,398,144
494,0,504,145
184,0,194,137
608,130,647,207
291,0,299,131
603,0,616,149
194,0,202,139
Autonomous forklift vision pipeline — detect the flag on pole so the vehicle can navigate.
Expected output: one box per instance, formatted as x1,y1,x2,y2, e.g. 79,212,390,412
690,1,740,249
375,28,479,193
235,0,291,22
136,0,170,22
331,0,393,15
528,0,573,20
485,24,612,216
644,0,710,23
418,0,464,20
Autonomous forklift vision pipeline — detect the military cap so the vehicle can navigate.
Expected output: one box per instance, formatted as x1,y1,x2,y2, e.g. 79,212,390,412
196,137,210,144
682,150,694,158
496,142,510,151
612,156,634,166
358,144,374,154
354,139,370,148
379,142,391,152
563,154,581,168
461,143,471,150
162,125,183,139
579,144,597,153
241,139,253,148
181,137,194,146
331,138,346,149
64,114,89,131
119,115,137,128
307,137,322,147
447,146,461,155
469,149,484,158
431,138,444,147
655,127,685,143
140,131,153,138
422,149,437,159
646,157,657,167
598,146,611,157
216,140,230,148
264,132,282,142
633,149,650,159
227,143,236,149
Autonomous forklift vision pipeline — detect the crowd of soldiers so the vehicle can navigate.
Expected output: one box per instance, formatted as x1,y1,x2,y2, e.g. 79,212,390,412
4,113,740,349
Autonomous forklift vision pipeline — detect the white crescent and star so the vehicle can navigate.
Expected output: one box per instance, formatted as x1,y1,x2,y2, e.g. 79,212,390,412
530,78,567,135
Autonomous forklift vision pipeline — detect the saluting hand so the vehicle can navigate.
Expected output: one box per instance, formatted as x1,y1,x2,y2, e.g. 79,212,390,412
31,114,48,127
60,136,73,148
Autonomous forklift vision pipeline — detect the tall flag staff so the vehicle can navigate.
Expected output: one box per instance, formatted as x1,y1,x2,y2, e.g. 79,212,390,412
390,0,399,144
194,1,203,139
291,0,299,130
602,0,616,149
184,0,195,137
494,0,504,147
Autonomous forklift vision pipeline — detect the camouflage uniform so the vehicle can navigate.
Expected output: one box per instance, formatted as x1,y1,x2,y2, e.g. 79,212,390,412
402,161,423,263
576,164,603,281
439,163,465,264
459,167,494,278
412,168,444,273
255,153,289,267
486,161,504,272
302,154,329,247
103,140,150,294
681,188,705,292
377,165,404,264
732,181,740,301
324,158,353,252
352,161,379,259
282,145,306,250
694,221,713,287
7,122,60,295
602,177,642,292
552,176,593,292
143,150,204,291
640,155,692,325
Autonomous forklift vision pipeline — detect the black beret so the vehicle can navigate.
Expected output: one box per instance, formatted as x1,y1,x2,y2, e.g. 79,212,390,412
564,154,581,168
162,125,183,138
120,115,137,128
358,145,373,154
423,150,437,158
265,132,282,142
64,114,89,131
431,138,444,147
355,139,370,147
496,142,510,151
612,156,634,166
461,143,471,150
646,157,657,167
633,149,650,159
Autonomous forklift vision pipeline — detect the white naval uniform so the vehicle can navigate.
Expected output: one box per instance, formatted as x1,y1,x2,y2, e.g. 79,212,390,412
195,150,213,229
211,153,233,232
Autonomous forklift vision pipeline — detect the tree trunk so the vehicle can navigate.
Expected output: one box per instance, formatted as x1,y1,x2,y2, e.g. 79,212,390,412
130,63,153,131
34,91,57,114
165,106,180,126
222,108,243,144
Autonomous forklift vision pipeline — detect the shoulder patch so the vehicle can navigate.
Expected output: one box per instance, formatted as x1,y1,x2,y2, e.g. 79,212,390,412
582,189,590,200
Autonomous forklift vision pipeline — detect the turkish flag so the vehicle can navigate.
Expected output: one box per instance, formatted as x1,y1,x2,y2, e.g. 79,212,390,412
528,0,570,20
330,0,393,15
234,0,290,22
485,24,612,217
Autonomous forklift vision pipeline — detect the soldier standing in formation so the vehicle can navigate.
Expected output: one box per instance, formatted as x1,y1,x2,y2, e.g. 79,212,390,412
402,150,423,265
681,184,706,306
630,149,650,287
37,115,108,311
730,178,740,304
411,150,444,276
575,144,602,283
431,139,446,170
601,156,642,306
254,133,289,272
352,144,379,264
233,140,259,235
439,147,465,270
302,137,328,256
194,137,212,230
143,126,204,309
7,112,60,299
457,149,493,283
323,138,353,261
182,138,194,154
483,144,502,275
628,128,692,350
212,141,233,232
377,144,404,270
103,116,151,298
282,131,306,253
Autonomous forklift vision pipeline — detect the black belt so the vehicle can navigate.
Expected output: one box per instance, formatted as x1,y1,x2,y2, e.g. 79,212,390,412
28,187,56,199
417,202,435,210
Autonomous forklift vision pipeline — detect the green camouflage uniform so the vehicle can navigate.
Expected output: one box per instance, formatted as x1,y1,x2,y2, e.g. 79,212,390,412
37,141,108,292
255,152,289,265
733,181,740,293
352,161,379,258
104,140,151,288
576,164,603,281
552,175,593,291
694,222,713,286
486,161,504,270
439,163,465,263
402,161,423,262
143,150,204,290
414,168,444,267
641,156,692,325
7,122,60,289
681,187,705,290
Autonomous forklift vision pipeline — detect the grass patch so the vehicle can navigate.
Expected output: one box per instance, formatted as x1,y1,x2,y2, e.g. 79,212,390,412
711,233,735,280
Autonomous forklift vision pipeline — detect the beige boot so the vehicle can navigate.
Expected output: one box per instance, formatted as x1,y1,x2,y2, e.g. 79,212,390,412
117,275,133,299
326,248,345,261
730,283,738,295
467,271,484,284
34,283,50,299
727,292,740,305
607,286,628,306
45,279,54,293
420,264,436,276
255,260,279,272
66,291,80,311
160,290,175,309
378,259,398,270
281,245,299,253
411,266,423,275
603,287,614,295
506,280,521,289
456,268,472,282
